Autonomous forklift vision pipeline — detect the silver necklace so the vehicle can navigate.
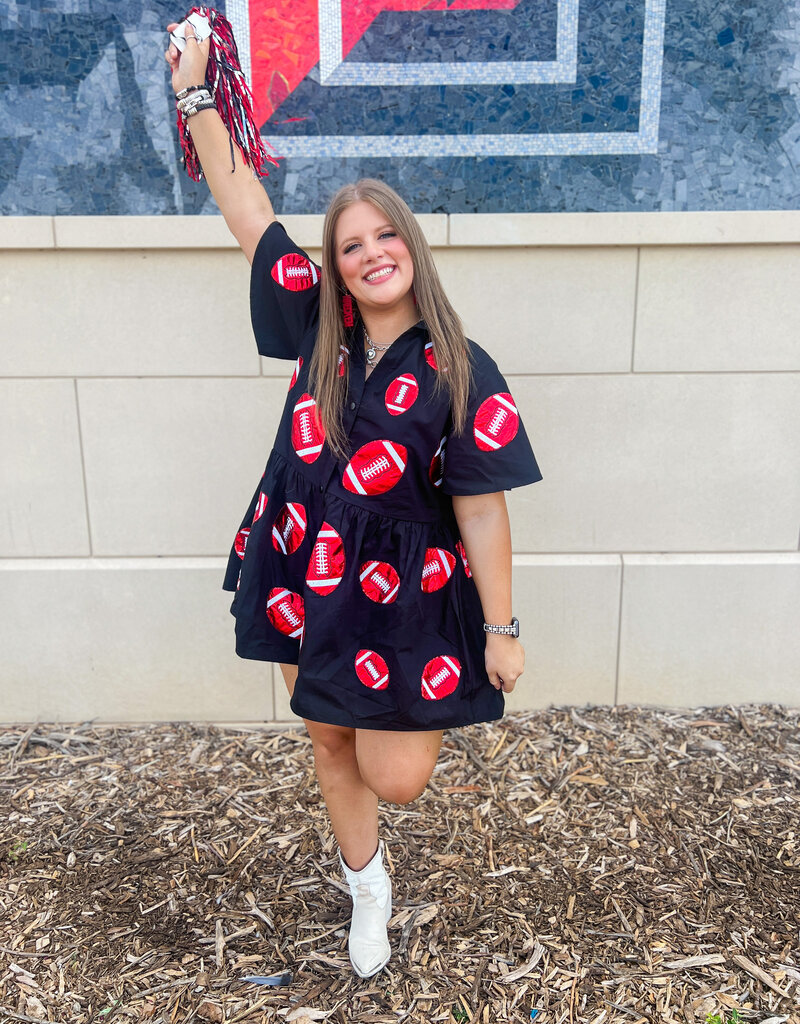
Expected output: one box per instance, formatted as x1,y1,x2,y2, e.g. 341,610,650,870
364,328,393,365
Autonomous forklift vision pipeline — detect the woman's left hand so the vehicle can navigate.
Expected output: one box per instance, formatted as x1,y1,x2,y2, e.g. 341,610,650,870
485,634,525,693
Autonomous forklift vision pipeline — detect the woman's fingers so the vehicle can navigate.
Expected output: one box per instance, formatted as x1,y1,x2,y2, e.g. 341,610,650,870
165,23,178,61
164,20,211,89
165,25,178,65
489,676,517,693
487,663,521,692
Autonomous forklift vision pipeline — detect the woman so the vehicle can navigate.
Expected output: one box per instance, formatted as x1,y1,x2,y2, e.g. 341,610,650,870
165,21,542,980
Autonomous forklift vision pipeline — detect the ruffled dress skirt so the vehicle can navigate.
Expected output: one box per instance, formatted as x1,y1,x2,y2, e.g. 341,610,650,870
222,449,503,731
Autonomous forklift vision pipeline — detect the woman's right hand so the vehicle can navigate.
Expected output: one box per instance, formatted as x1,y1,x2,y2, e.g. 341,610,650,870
162,17,276,262
164,21,210,96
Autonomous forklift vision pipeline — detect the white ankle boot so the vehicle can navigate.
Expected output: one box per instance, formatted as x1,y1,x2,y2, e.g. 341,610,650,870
339,840,392,978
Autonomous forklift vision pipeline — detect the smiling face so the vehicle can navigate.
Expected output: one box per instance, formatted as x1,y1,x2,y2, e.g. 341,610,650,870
334,200,416,321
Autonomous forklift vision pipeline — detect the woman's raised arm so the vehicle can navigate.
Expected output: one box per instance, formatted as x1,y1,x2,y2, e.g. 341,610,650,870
165,21,276,264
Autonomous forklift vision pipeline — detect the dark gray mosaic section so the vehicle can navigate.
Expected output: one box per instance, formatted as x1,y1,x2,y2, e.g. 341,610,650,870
0,0,221,214
348,6,559,64
280,0,641,139
1,0,799,214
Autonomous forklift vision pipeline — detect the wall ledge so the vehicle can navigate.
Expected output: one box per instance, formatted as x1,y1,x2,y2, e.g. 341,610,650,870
3,211,800,249
448,211,800,247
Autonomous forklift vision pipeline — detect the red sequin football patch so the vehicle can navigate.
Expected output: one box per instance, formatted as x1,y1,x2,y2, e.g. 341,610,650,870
355,649,390,690
266,587,305,638
421,655,461,700
473,392,519,451
291,394,325,463
306,522,345,595
359,560,401,604
343,440,407,496
271,253,320,291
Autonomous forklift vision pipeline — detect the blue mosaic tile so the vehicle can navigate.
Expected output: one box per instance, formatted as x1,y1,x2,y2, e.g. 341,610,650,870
0,0,799,213
0,0,217,214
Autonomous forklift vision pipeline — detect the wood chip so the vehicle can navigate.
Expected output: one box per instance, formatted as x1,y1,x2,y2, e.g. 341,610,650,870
732,954,792,999
1,706,797,1021
498,942,545,983
663,954,726,969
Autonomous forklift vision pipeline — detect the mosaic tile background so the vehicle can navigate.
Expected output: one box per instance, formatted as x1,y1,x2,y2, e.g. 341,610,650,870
1,0,799,213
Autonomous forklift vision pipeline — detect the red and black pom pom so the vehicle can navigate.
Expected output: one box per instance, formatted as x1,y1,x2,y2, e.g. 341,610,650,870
176,6,280,181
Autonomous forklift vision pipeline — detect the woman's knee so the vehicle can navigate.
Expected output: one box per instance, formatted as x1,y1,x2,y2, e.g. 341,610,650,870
365,771,431,805
356,730,441,804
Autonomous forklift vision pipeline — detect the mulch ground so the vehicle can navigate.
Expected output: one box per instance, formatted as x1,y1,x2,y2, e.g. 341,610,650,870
1,704,798,1024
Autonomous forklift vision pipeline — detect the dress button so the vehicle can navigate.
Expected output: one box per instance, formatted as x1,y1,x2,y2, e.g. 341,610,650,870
349,401,356,410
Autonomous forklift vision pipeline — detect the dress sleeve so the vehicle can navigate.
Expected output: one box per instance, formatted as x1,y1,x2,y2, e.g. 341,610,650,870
441,342,543,496
249,220,321,359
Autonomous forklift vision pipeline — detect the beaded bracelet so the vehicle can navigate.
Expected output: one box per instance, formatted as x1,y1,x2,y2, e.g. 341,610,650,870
185,100,217,118
177,90,214,118
177,88,212,109
175,84,209,101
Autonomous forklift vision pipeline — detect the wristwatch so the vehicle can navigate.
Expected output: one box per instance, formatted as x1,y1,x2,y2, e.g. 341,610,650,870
483,617,520,638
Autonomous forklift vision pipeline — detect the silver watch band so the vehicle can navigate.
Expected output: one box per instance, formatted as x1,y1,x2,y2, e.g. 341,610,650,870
483,616,520,637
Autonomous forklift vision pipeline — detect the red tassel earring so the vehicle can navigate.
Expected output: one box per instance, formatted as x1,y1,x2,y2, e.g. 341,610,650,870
342,293,354,328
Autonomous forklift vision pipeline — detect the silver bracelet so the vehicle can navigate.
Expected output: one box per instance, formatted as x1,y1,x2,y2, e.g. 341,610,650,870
177,87,210,102
176,84,208,101
177,93,211,112
483,617,520,637
185,100,216,119
177,90,208,106
177,89,213,116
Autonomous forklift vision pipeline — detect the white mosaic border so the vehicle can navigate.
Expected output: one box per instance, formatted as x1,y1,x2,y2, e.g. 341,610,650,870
231,0,667,158
226,0,252,88
318,0,578,85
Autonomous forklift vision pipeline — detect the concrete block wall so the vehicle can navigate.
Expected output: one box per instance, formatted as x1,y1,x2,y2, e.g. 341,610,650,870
1,212,798,724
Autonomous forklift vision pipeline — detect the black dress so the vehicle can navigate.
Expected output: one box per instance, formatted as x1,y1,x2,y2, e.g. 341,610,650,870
222,221,543,731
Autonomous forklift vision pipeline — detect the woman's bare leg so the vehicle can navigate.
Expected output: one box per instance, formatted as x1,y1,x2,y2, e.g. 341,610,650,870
279,663,378,870
278,665,442,977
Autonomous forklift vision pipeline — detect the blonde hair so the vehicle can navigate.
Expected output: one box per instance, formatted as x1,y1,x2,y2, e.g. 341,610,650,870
309,179,472,459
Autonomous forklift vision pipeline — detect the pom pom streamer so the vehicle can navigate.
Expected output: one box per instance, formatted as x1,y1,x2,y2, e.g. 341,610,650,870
176,6,279,180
